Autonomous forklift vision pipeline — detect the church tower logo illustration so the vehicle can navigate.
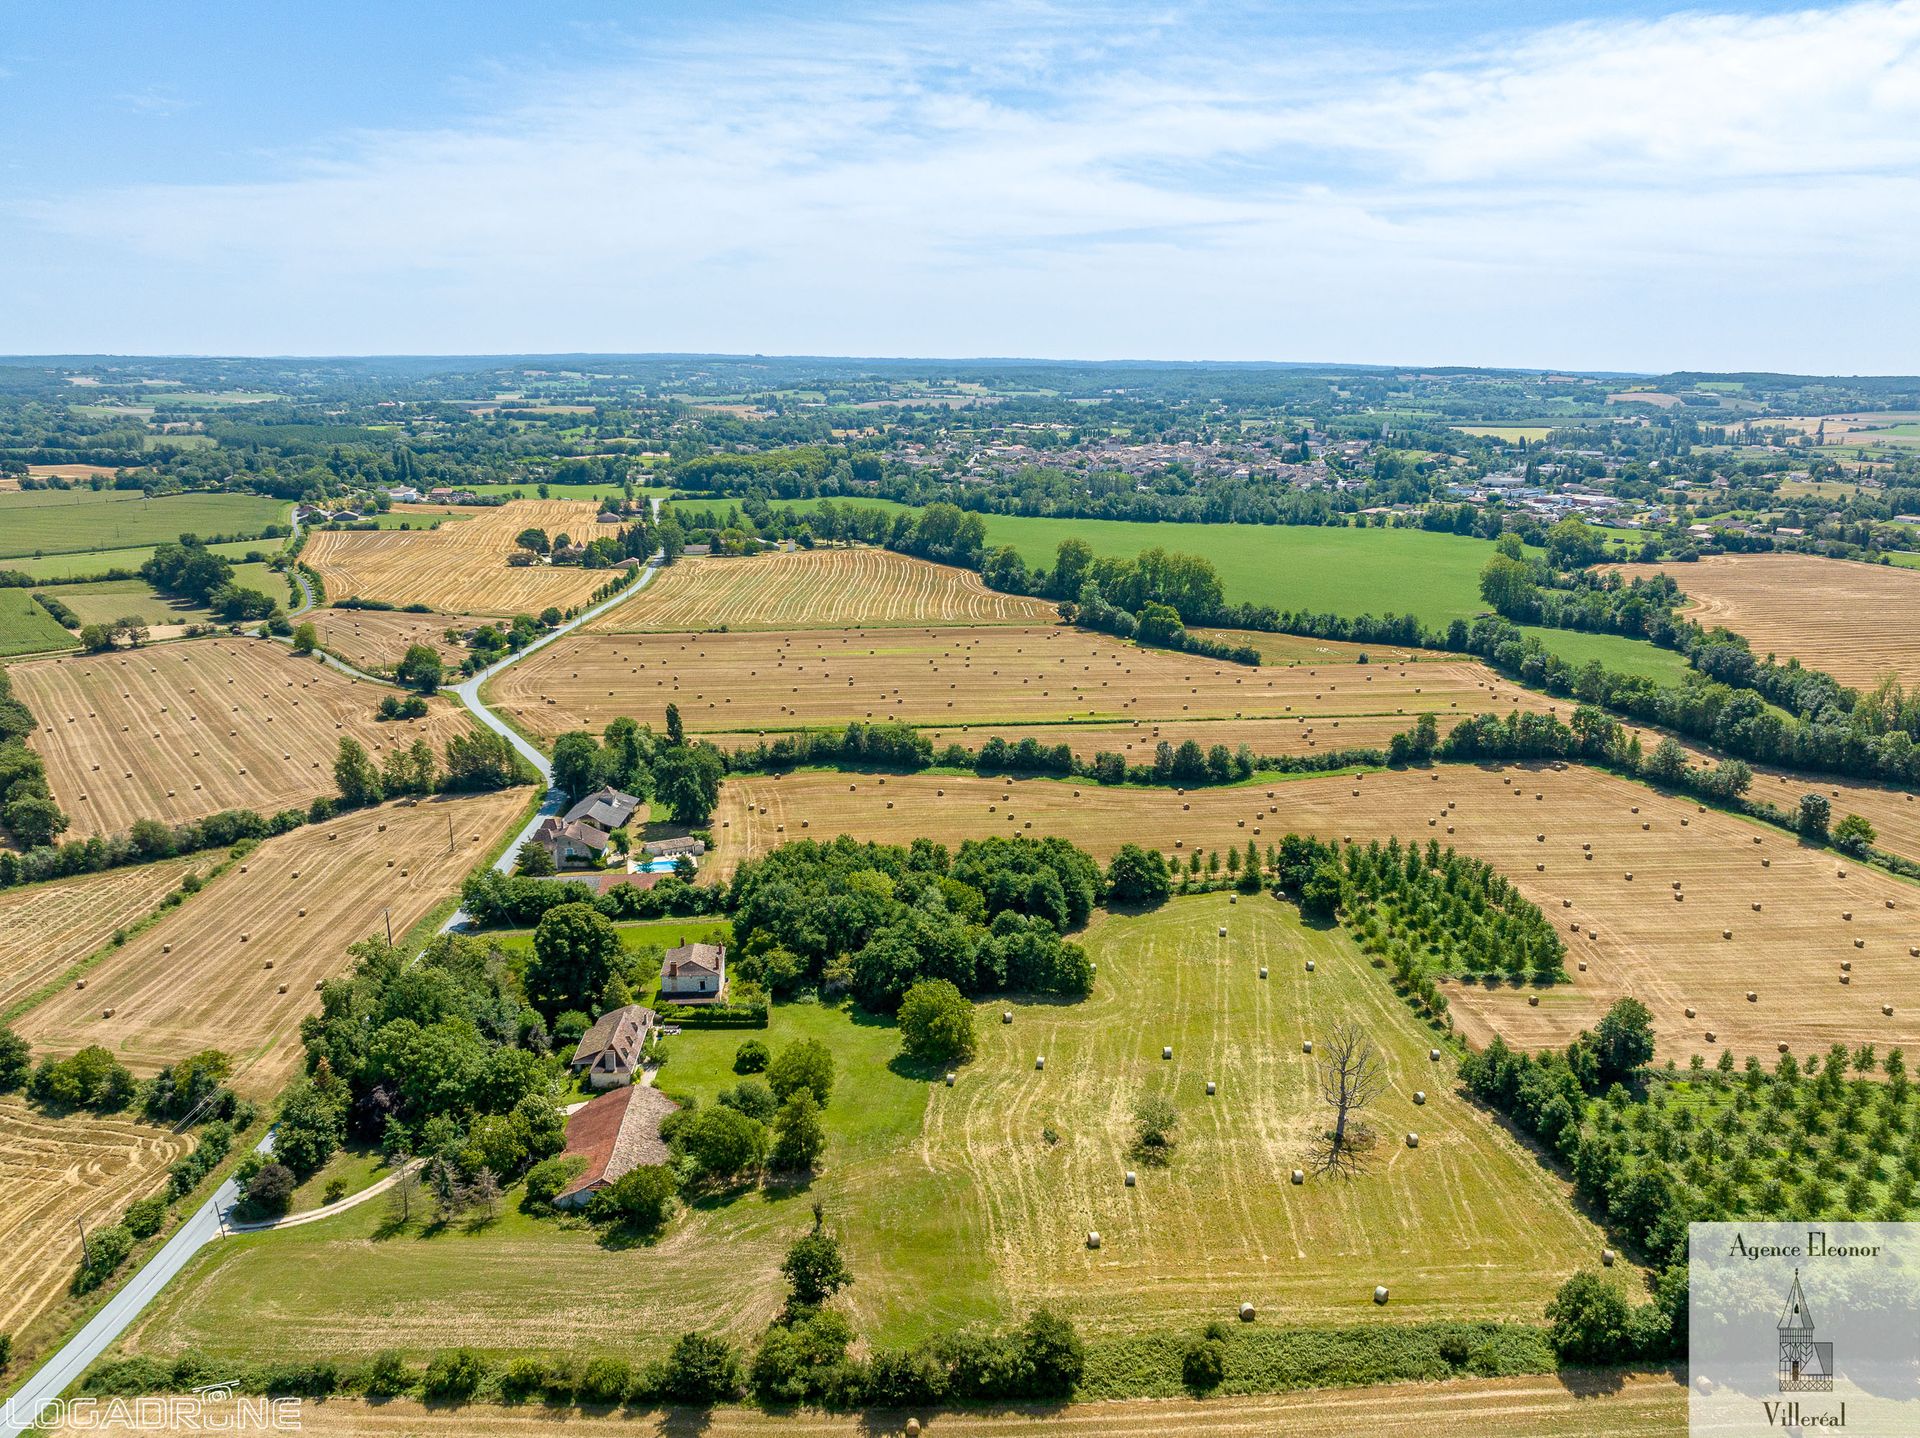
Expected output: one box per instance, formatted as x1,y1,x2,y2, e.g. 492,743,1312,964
1777,1268,1834,1393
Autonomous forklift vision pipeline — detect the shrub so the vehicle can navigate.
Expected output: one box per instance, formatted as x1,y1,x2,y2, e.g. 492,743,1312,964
654,1331,740,1406
732,1038,770,1074
0,1023,28,1090
586,1164,676,1232
421,1347,487,1402
577,1355,631,1406
361,1350,412,1397
717,1077,778,1123
74,1223,134,1291
1182,1336,1226,1391
244,1162,296,1216
524,1154,588,1209
123,1193,169,1240
1546,1271,1634,1364
767,1038,834,1108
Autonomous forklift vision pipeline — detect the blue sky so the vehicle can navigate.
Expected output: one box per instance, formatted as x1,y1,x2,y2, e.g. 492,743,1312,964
3,0,1917,371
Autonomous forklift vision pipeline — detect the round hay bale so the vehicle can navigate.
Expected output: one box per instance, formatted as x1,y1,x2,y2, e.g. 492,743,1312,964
1291,1169,1304,1185
1229,894,1237,904
1162,1046,1173,1060
1762,858,1771,868
1685,1006,1696,1018
1723,930,1732,940
102,1007,114,1019
1429,1049,1441,1061
277,984,288,994
1779,1042,1790,1054
1405,1132,1419,1148
1602,1249,1616,1267
1844,910,1853,921
1578,960,1587,971
1856,938,1866,949
1206,1080,1217,1096
1747,991,1757,1003
944,1072,955,1087
1841,974,1852,985
1259,966,1268,979
1374,1285,1390,1305
1086,1231,1101,1249
1124,1170,1136,1187
1240,1302,1256,1322
1413,1090,1426,1105
1705,1030,1716,1042
1528,994,1539,1007
1302,1040,1313,1054
161,944,171,954
1035,1055,1045,1070
907,1419,922,1437
1217,926,1227,937
1625,872,1633,881
1305,960,1315,973
1885,1004,1896,1016
1753,902,1762,911
1003,1010,1013,1024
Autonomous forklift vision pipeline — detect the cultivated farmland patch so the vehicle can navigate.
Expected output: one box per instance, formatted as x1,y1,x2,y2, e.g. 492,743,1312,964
302,499,610,615
0,855,207,1016
15,789,528,1094
487,626,1555,749
305,607,465,674
10,638,478,837
713,764,1920,1061
588,546,1058,632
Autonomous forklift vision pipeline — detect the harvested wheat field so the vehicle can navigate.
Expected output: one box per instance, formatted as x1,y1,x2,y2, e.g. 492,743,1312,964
1190,627,1449,666
303,499,609,614
305,606,464,674
9,637,476,836
489,626,1555,748
51,1374,1687,1438
0,854,208,1016
589,546,1058,632
714,764,1920,1061
0,1095,188,1362
1609,553,1920,689
15,790,527,1095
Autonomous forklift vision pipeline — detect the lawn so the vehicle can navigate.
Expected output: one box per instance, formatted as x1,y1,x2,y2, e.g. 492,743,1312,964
482,916,732,962
0,589,75,656
0,490,287,559
116,896,1614,1373
1519,628,1693,684
3,539,275,582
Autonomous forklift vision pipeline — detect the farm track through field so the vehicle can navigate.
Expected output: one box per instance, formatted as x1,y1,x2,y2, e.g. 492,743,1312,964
37,1371,1689,1437
0,1096,188,1360
10,637,477,836
715,765,1920,1062
14,789,528,1097
587,547,1058,631
1609,552,1920,689
489,626,1557,748
0,855,207,1017
302,500,611,615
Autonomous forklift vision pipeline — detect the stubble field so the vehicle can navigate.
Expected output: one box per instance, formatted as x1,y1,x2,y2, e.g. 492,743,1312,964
0,855,209,1017
304,607,466,674
487,626,1555,749
0,1096,189,1363
1609,553,1920,689
302,499,610,615
713,765,1920,1062
9,637,477,836
14,790,528,1095
588,547,1058,632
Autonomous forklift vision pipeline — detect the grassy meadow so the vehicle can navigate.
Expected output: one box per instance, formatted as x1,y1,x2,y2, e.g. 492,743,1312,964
0,589,76,656
0,489,287,559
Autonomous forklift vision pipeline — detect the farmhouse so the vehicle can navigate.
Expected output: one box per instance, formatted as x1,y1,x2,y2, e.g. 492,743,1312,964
566,785,642,833
528,815,610,868
568,1003,656,1089
660,941,727,1003
552,1083,678,1209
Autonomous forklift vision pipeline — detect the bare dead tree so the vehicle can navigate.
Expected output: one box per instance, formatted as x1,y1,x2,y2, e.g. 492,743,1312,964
1311,1022,1385,1175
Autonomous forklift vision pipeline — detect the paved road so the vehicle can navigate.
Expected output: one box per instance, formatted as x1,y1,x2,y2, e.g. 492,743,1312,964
1,526,665,1432
1,1129,272,1436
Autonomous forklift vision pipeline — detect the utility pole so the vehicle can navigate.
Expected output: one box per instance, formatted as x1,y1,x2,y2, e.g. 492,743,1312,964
447,813,455,854
76,1215,91,1267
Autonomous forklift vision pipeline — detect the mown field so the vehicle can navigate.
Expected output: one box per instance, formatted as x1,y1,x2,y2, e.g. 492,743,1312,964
11,637,478,836
0,1095,189,1369
305,607,466,674
487,626,1553,749
115,896,1610,1373
1610,552,1920,689
302,499,611,615
0,588,76,656
588,547,1057,632
15,789,528,1095
3,538,268,582
28,564,284,629
0,854,210,1018
0,489,287,560
713,766,1920,1062
40,1372,1690,1438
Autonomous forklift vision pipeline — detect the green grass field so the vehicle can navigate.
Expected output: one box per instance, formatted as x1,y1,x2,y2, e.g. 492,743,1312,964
0,490,286,559
481,916,732,962
2,539,274,581
0,590,75,656
116,896,1612,1373
1522,629,1693,683
29,563,288,628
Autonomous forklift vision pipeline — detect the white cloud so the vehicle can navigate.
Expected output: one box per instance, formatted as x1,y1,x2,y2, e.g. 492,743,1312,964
9,0,1920,367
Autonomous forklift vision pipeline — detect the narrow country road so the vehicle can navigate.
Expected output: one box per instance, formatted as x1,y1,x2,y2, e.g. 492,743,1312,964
1,516,666,1435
